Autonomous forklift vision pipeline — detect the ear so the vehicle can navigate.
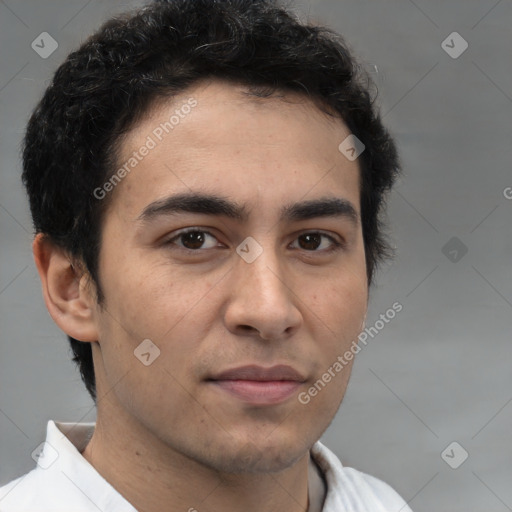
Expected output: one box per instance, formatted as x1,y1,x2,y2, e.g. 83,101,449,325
32,233,99,343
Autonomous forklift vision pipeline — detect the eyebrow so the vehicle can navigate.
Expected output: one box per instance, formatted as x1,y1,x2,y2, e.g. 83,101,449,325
136,192,359,226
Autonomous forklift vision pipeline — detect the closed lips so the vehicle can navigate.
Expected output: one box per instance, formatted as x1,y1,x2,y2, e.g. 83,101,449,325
208,364,307,382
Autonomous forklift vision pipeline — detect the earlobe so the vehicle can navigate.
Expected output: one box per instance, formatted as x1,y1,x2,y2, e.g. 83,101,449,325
32,233,99,343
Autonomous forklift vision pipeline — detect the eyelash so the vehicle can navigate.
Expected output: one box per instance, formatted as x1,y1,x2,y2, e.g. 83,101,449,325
164,228,344,254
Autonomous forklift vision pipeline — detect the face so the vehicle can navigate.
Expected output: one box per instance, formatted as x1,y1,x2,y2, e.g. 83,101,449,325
90,79,368,473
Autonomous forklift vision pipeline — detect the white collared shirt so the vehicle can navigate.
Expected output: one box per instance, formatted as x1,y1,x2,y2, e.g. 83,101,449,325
0,421,412,511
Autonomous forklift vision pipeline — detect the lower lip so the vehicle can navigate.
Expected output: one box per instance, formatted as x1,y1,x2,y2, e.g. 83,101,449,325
210,380,302,405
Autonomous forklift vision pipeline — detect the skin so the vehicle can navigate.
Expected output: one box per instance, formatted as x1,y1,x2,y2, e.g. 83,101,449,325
33,78,368,512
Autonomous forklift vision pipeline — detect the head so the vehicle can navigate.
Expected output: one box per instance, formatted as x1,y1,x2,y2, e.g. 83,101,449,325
24,0,400,473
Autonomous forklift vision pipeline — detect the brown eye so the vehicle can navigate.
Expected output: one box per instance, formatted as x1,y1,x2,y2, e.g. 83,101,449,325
180,231,206,249
166,229,219,250
292,232,341,252
298,233,322,250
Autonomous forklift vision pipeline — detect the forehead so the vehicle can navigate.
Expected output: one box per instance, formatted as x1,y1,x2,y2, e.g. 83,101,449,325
107,79,360,218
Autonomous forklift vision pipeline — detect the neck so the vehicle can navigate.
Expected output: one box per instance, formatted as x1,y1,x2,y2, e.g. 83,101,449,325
82,390,311,512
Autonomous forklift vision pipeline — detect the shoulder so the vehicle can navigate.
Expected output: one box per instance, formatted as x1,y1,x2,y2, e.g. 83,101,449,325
0,420,135,512
0,468,70,511
311,441,413,512
343,466,413,511
0,460,133,512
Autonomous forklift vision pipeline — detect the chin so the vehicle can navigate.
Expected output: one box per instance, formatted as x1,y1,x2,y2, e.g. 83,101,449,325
205,435,309,475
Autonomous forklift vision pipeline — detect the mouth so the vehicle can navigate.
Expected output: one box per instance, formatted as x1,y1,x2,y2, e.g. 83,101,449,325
206,364,307,405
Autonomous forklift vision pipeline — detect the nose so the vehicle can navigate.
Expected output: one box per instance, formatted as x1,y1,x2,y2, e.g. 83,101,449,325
223,246,302,341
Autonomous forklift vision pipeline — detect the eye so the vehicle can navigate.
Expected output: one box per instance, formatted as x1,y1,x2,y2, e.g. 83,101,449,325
166,229,219,250
163,229,343,253
290,232,343,252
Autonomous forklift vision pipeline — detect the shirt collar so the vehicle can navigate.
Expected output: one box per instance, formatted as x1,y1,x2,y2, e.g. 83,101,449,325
48,420,137,511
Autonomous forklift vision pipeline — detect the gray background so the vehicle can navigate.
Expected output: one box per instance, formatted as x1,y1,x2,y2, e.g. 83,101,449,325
1,1,511,510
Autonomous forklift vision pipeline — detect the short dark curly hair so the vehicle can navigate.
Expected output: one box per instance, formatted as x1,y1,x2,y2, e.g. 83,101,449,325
22,0,401,402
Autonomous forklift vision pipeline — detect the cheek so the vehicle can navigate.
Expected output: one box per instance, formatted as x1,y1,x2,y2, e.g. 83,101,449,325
99,257,187,339
96,257,219,380
310,273,367,338
94,266,207,426
298,277,365,418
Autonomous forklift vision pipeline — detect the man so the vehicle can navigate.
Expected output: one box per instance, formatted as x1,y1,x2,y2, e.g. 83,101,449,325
0,0,411,510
